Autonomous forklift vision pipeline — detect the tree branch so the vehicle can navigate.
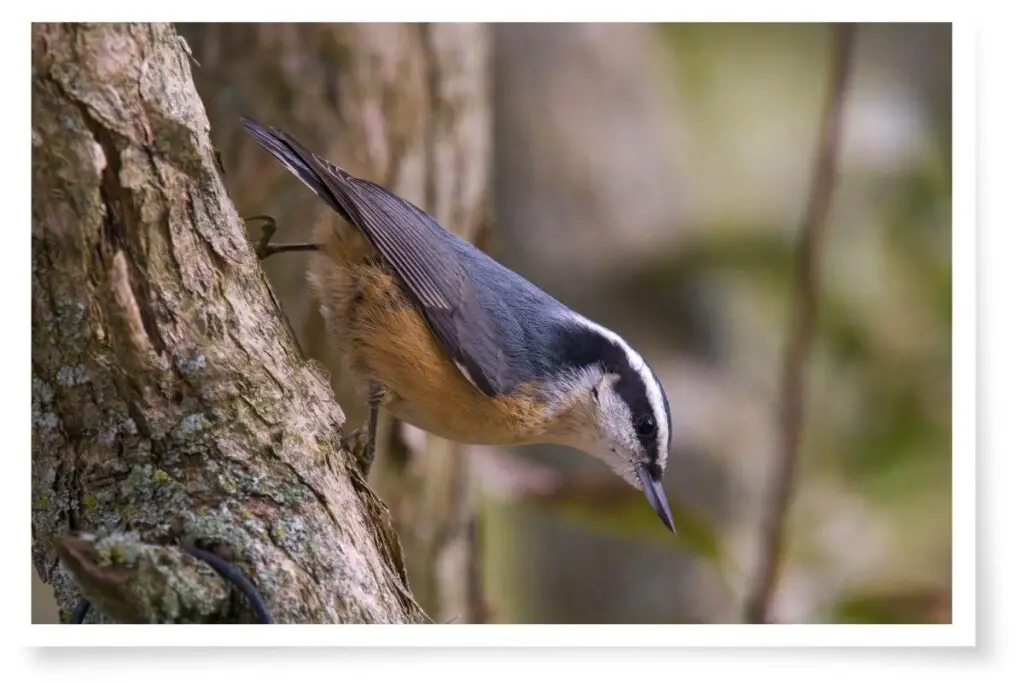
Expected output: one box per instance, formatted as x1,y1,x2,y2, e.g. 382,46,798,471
56,533,246,624
743,23,857,624
31,22,426,624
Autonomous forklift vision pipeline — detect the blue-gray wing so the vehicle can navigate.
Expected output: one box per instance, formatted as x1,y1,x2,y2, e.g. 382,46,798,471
242,117,523,397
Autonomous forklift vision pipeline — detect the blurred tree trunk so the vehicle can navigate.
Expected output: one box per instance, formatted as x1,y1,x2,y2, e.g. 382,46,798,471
490,23,736,624
180,22,492,623
31,22,425,624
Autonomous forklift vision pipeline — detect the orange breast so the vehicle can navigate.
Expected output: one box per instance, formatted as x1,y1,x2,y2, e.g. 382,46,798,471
307,220,551,446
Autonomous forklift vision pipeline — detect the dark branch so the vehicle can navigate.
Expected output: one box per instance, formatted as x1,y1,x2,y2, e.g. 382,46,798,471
743,23,857,624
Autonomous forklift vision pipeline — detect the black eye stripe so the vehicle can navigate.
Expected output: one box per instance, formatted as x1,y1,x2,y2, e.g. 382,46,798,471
551,322,669,455
615,377,658,440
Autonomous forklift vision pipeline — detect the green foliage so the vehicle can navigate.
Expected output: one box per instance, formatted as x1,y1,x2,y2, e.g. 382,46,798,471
517,480,729,569
832,589,950,624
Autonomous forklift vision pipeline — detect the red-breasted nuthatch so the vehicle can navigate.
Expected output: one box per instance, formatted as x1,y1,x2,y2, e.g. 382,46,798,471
241,117,676,534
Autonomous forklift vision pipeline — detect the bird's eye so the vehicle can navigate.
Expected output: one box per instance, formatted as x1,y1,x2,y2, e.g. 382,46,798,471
635,414,656,437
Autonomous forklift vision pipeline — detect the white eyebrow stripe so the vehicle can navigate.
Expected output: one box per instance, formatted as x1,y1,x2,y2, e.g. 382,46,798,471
563,312,669,469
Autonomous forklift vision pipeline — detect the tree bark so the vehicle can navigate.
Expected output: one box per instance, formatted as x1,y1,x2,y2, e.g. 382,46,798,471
180,22,492,623
31,22,426,624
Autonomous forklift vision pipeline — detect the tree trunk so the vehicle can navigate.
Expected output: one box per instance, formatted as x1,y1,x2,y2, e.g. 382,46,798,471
179,22,492,623
488,23,734,624
31,22,426,624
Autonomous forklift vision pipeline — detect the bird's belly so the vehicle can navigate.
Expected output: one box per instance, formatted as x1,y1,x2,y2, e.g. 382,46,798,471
366,354,541,446
384,396,522,446
324,261,546,447
364,335,539,446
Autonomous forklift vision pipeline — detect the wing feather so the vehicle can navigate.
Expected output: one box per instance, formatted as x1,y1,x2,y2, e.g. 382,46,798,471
242,117,512,397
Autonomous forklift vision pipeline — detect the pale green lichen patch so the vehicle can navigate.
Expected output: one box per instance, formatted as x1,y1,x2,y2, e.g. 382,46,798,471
173,348,207,374
32,463,70,533
167,413,215,458
95,531,143,566
56,363,90,387
180,505,281,607
77,488,125,534
33,376,55,404
182,509,250,557
202,457,312,509
34,411,59,430
32,376,60,431
48,300,89,344
98,425,117,445
60,531,233,623
240,513,267,539
267,515,308,558
99,415,139,444
116,464,183,518
175,413,209,439
121,464,155,496
216,473,238,494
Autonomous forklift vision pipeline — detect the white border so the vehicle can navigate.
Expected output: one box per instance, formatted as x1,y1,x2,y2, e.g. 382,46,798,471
26,623,969,648
8,6,987,667
949,15,976,646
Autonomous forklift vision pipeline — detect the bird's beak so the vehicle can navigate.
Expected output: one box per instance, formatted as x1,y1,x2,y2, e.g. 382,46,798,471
636,465,676,534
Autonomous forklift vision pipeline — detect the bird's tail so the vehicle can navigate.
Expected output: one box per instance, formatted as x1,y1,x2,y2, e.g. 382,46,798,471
240,116,352,221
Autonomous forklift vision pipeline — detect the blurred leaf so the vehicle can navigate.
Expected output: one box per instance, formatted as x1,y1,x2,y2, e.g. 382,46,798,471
831,588,951,625
850,382,941,474
817,302,873,363
518,478,727,567
882,171,953,327
632,227,796,289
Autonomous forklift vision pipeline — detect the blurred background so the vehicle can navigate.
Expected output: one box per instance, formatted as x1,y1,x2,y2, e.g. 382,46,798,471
33,22,951,625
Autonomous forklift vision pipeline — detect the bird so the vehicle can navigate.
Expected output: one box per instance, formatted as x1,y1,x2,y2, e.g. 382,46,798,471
240,116,676,534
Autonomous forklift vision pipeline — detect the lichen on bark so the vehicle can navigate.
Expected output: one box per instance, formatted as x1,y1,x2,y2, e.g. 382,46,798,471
31,22,426,624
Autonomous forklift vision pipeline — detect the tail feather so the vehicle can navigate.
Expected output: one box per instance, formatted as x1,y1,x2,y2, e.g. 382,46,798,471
240,116,348,219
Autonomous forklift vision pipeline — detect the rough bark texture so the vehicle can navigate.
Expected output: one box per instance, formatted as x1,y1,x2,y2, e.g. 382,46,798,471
31,22,425,624
180,22,492,622
55,533,235,624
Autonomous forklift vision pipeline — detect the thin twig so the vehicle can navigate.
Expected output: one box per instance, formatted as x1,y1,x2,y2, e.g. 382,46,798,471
742,23,857,624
